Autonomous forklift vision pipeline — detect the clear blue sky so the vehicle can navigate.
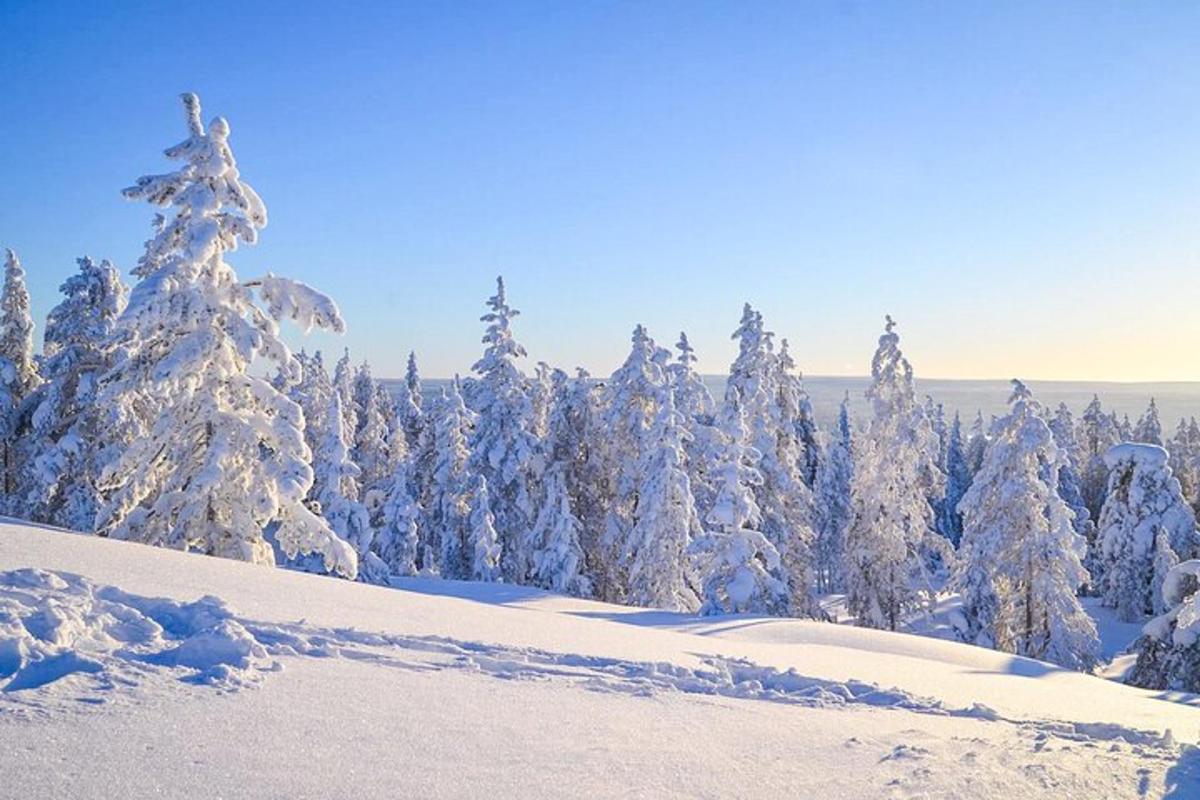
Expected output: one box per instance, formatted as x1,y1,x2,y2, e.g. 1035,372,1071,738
3,1,1199,380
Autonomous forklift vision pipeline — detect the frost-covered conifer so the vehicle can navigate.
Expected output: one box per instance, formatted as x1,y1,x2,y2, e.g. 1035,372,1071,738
1168,417,1200,514
351,361,375,432
529,360,555,441
668,332,718,520
598,325,668,602
725,306,818,616
315,394,387,583
524,462,590,596
692,395,788,616
781,339,821,489
375,454,421,577
351,370,392,496
1152,529,1181,617
94,94,354,576
468,277,538,582
624,391,702,611
669,332,713,420
543,367,606,579
1046,403,1091,530
938,412,970,547
432,379,474,579
925,398,953,544
0,249,40,514
814,393,854,591
1134,398,1164,446
332,348,358,447
843,316,948,630
954,380,1099,670
1078,395,1120,522
24,257,128,530
965,411,989,478
1129,560,1200,692
925,397,949,472
1117,412,1134,443
289,351,334,500
1169,419,1197,506
467,475,502,582
400,351,424,451
1097,444,1197,622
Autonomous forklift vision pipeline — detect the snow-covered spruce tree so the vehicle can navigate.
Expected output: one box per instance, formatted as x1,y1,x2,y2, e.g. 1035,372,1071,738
1134,398,1164,446
814,393,854,592
0,248,41,515
770,338,821,615
843,316,950,631
529,360,555,440
410,388,443,572
1047,403,1092,532
524,461,590,596
97,95,350,575
1169,417,1200,513
468,277,538,583
467,475,502,582
624,391,702,611
351,360,375,433
937,412,970,548
965,411,989,478
400,351,424,451
692,394,789,615
669,332,713,420
94,94,355,576
668,332,719,522
597,324,668,602
1128,560,1200,692
781,339,821,489
953,380,1100,670
289,350,332,486
725,305,818,617
431,379,474,579
351,369,393,499
925,396,949,472
1117,412,1134,443
331,348,358,453
378,384,403,474
1077,395,1120,520
24,257,128,530
1152,529,1181,617
542,366,607,586
374,443,420,577
314,394,387,582
1096,443,1197,622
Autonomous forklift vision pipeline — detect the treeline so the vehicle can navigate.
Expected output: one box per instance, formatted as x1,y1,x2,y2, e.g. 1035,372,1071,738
4,94,1200,689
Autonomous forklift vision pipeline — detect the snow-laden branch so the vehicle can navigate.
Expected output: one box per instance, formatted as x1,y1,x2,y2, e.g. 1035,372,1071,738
245,273,346,334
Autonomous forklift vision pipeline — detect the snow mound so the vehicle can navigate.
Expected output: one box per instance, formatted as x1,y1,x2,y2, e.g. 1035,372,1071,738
1105,442,1170,470
0,568,275,695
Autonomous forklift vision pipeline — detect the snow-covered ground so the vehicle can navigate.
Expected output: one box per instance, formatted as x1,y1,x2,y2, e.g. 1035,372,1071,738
3,521,1200,798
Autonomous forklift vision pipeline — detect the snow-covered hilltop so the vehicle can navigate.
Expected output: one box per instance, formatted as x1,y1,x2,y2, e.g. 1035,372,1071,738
2,521,1199,798
7,94,1200,797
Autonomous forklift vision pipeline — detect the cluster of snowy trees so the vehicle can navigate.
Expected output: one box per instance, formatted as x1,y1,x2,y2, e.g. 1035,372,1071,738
7,94,1200,684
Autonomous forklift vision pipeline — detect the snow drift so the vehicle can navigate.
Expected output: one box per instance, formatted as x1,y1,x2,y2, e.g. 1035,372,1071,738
3,521,1200,798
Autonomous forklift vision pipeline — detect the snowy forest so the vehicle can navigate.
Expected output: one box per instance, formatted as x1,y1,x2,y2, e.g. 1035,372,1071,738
5,93,1200,696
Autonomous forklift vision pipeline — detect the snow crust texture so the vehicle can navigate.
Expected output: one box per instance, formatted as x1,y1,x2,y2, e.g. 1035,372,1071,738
0,568,275,702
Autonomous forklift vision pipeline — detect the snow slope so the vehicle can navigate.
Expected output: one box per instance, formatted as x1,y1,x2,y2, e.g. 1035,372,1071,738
3,521,1200,798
